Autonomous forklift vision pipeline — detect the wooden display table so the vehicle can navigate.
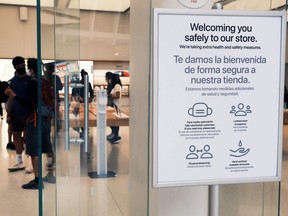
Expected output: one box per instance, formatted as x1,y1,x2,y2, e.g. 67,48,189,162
59,102,129,127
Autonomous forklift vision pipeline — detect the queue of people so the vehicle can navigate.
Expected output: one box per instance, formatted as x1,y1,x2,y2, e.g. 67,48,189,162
1,58,124,190
3,56,58,189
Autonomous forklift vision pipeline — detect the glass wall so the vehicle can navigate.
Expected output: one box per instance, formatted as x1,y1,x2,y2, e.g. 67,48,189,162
39,1,130,215
212,1,287,216
39,0,81,215
34,0,287,215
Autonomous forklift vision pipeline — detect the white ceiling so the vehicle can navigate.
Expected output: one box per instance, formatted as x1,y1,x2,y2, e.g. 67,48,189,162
0,0,286,12
0,0,131,61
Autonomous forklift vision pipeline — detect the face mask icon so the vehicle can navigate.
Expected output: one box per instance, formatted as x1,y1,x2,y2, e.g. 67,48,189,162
188,102,212,117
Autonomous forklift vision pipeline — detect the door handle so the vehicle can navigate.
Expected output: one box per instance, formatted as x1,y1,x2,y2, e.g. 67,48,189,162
83,75,89,153
64,75,70,151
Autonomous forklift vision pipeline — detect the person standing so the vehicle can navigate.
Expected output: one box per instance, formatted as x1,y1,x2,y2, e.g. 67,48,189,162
6,58,56,189
0,102,3,119
1,78,15,150
44,62,63,132
105,71,114,107
71,69,94,103
0,80,8,119
107,73,122,144
44,62,63,105
6,56,31,171
71,69,94,137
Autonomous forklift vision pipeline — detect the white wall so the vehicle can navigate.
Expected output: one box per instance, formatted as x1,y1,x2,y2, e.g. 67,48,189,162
0,5,130,61
0,59,14,81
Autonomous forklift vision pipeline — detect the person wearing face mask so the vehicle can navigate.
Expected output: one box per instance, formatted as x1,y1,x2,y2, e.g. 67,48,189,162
6,58,57,189
6,56,32,171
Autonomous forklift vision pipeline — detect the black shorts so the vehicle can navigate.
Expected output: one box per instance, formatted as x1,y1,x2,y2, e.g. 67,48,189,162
25,118,53,157
11,113,27,132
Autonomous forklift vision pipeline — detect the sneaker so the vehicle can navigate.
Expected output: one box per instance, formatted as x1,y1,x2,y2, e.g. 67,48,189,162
110,136,121,144
43,172,56,184
25,166,33,174
8,162,25,172
6,142,15,150
22,179,43,190
106,133,115,140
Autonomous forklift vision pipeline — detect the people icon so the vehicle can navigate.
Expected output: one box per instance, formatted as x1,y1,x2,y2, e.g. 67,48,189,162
186,145,213,159
200,145,213,159
230,105,236,114
186,145,198,159
235,103,246,116
230,103,252,116
245,105,252,113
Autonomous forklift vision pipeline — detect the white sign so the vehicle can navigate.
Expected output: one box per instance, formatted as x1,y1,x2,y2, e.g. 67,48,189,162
153,9,286,187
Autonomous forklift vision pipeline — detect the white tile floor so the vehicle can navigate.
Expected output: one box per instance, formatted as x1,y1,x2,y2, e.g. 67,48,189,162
0,105,130,216
0,104,288,216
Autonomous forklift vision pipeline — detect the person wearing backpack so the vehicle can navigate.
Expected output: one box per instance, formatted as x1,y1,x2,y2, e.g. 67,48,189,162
0,80,11,120
71,69,94,103
0,101,3,120
44,62,63,132
1,78,15,150
5,58,56,189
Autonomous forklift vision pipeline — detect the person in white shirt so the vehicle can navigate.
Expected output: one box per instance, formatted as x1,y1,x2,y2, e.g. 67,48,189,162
106,73,122,144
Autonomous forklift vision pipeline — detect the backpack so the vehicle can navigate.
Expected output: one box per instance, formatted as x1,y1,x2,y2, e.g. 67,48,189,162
26,77,55,125
0,81,9,103
41,76,55,117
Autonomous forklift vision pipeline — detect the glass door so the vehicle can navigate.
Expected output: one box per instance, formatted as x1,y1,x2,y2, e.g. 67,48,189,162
54,1,82,215
39,1,130,215
39,0,82,215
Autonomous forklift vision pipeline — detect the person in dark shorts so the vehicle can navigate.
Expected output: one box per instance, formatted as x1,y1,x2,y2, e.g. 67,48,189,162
5,58,56,189
6,56,31,171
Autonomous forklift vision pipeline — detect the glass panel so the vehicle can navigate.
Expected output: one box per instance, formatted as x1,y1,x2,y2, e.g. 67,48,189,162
39,2,56,216
54,1,81,215
281,124,288,215
213,1,287,216
82,9,130,216
40,0,130,215
220,182,280,216
39,0,81,215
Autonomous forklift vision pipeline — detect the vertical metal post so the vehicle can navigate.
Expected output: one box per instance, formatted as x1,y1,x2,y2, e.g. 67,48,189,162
64,75,70,151
36,1,43,215
209,4,222,215
209,185,220,216
88,89,116,178
212,2,223,9
83,75,89,152
97,90,107,175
